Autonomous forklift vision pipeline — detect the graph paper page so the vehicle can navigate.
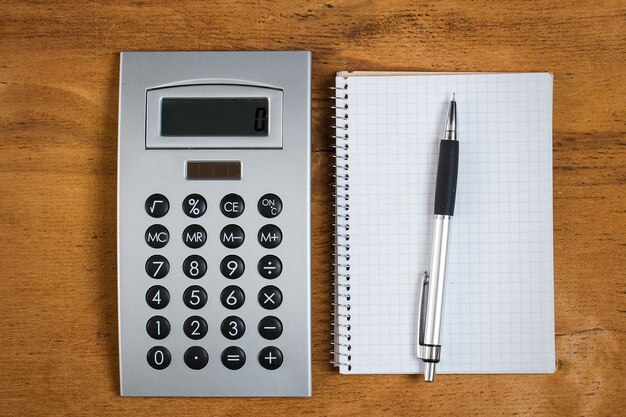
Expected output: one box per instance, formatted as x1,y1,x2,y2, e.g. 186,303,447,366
336,73,555,374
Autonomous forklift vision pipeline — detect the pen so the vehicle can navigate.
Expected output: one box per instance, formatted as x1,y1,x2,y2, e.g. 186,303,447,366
417,94,459,382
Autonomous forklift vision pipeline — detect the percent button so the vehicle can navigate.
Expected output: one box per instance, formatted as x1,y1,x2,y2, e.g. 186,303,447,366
183,193,207,218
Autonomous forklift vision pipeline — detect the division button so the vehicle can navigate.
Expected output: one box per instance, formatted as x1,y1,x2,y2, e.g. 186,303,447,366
183,254,207,279
221,346,246,370
147,346,171,370
258,194,282,218
258,316,283,340
257,255,282,279
220,224,245,249
183,285,208,309
182,193,207,218
221,285,245,310
258,285,283,310
184,346,209,370
257,224,282,249
183,224,207,249
221,316,245,340
220,255,245,279
183,315,208,340
258,346,283,370
220,193,245,218
145,255,170,279
146,315,171,340
145,194,170,218
146,285,170,309
145,224,169,249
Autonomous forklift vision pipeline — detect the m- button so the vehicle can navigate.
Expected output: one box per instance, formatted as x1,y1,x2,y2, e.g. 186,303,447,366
221,224,245,249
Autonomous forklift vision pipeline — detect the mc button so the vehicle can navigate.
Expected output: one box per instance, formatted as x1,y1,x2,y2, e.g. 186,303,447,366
145,225,169,249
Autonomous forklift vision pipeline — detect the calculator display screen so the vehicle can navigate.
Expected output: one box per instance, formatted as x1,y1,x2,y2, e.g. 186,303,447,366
161,98,269,136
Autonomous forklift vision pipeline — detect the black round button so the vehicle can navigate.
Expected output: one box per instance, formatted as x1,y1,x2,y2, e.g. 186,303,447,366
146,285,170,309
220,285,245,309
258,346,283,370
258,224,282,249
220,224,245,249
221,346,246,370
183,285,208,309
220,193,245,218
182,193,207,218
183,255,207,279
145,194,169,218
258,316,283,340
220,255,245,279
184,346,209,370
258,285,283,310
183,224,207,249
183,315,208,340
146,315,170,340
147,346,171,370
145,224,169,249
258,194,283,218
257,255,282,279
145,255,170,279
221,316,245,340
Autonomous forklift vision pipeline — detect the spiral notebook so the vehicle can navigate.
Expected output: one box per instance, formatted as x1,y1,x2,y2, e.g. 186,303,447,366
332,72,555,374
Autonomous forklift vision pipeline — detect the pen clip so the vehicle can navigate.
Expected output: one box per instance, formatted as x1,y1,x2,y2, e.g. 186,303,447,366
416,271,429,355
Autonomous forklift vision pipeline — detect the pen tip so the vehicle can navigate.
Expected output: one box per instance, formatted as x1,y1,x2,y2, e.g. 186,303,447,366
452,93,456,101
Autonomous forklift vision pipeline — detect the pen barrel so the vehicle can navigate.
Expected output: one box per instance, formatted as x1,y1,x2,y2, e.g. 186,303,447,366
434,140,459,216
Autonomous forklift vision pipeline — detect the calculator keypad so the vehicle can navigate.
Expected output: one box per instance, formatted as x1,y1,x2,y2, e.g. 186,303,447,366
143,193,285,372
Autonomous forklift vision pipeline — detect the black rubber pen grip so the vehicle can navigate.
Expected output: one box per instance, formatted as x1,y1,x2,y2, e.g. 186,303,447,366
434,140,459,216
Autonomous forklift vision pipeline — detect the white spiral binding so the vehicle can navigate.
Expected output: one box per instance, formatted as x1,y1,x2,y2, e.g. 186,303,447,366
330,80,352,371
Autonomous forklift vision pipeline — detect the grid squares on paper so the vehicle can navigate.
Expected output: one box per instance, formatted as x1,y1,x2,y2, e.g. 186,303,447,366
334,73,555,374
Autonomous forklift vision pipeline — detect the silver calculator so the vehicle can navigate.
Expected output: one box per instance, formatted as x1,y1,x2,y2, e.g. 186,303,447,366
117,51,311,397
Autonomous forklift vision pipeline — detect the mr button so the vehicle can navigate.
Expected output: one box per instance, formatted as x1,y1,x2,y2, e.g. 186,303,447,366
183,224,207,249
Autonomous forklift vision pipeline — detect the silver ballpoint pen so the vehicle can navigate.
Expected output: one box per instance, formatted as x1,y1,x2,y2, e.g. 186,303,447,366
417,94,459,382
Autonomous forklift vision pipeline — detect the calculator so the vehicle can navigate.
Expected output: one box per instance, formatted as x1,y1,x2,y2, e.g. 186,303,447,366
117,51,311,397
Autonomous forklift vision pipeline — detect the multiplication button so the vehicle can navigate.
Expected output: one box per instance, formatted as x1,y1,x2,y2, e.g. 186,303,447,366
145,194,169,218
258,285,282,310
221,346,246,370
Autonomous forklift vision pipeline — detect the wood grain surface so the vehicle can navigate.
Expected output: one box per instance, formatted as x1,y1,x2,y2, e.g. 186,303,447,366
0,1,624,415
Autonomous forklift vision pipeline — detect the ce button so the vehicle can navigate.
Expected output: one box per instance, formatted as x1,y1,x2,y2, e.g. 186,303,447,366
220,194,245,218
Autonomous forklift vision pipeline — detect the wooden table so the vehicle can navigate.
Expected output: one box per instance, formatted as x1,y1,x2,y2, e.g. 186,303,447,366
1,1,624,415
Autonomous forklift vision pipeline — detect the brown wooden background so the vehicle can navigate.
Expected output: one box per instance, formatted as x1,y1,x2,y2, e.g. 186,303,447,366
0,1,624,415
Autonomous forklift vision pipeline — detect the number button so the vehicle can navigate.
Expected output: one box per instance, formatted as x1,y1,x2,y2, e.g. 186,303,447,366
183,255,207,279
257,255,282,279
145,224,169,248
220,316,245,340
145,255,170,279
146,285,170,309
220,224,245,249
147,346,171,370
183,316,208,340
183,224,207,249
220,255,245,279
258,316,283,340
183,285,208,309
258,346,283,370
258,285,283,310
145,194,169,218
221,346,246,370
258,194,282,218
146,316,171,340
258,224,282,249
220,193,245,218
182,194,207,218
184,346,209,370
220,285,245,310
